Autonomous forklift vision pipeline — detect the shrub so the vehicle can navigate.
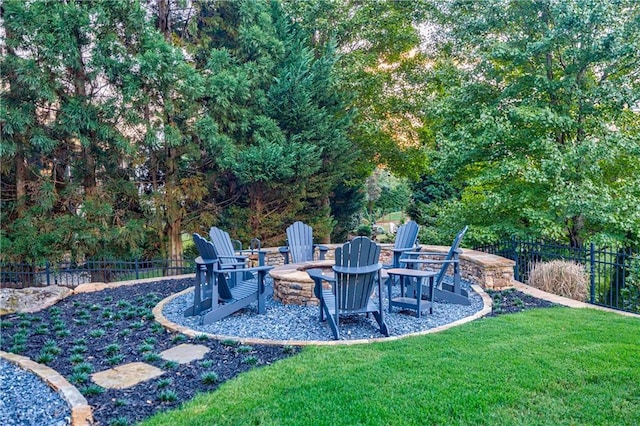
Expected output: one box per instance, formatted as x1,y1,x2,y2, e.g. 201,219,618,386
356,224,372,237
527,260,588,301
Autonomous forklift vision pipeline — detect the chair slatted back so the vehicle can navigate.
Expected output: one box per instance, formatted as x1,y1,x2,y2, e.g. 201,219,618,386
209,227,242,268
334,237,381,312
395,220,419,251
286,221,315,263
434,226,468,285
192,233,232,301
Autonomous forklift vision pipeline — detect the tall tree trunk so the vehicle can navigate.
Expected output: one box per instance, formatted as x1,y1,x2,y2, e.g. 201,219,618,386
157,0,171,40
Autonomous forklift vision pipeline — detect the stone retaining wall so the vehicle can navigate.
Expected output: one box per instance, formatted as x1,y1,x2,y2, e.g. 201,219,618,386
263,244,515,306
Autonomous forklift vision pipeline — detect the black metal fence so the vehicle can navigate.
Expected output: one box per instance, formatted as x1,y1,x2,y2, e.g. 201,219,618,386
0,257,196,289
476,238,640,314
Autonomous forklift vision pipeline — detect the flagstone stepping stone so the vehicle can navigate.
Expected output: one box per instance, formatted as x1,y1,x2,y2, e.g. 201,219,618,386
92,362,164,389
159,343,210,364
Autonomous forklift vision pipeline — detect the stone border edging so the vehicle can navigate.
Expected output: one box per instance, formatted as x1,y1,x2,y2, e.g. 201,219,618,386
152,284,494,346
0,350,93,426
513,281,640,318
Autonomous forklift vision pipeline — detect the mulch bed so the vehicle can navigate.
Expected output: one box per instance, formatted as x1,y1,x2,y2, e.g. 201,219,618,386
0,280,555,425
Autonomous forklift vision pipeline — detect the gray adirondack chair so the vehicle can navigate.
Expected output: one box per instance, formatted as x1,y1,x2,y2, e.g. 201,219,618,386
209,226,266,274
279,221,328,264
401,226,470,305
184,233,218,317
187,233,274,324
307,237,389,340
383,220,420,284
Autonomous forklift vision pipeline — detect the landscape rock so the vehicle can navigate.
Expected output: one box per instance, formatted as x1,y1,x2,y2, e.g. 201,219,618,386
0,286,71,315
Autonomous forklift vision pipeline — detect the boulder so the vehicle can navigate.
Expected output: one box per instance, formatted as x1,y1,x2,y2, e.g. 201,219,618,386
0,286,72,315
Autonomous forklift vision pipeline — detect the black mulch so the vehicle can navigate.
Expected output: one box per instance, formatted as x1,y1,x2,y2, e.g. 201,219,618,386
485,288,557,317
0,280,555,425
0,279,298,426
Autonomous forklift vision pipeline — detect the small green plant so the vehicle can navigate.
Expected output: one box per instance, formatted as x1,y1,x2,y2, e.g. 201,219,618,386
157,378,173,389
76,309,91,320
103,296,113,303
171,334,188,344
243,355,259,365
108,417,129,426
103,320,115,329
56,329,71,338
114,398,128,407
18,319,31,328
144,337,157,345
102,309,114,319
89,328,106,338
69,372,89,384
151,323,164,333
52,320,67,332
89,303,101,311
130,320,144,329
73,319,88,326
163,361,179,370
116,300,131,309
69,354,85,364
0,319,14,328
138,343,154,353
105,343,121,355
119,328,132,337
237,345,253,353
142,352,161,362
221,339,239,347
9,344,25,354
43,340,62,355
195,334,209,342
34,324,49,335
71,345,88,354
72,362,94,375
81,384,105,396
201,371,219,385
199,359,214,368
157,389,178,402
35,351,55,364
49,306,62,316
12,333,27,345
107,355,124,366
283,345,296,354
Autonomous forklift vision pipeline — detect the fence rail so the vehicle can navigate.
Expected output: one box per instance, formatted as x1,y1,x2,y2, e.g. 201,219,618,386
0,257,196,289
475,238,640,314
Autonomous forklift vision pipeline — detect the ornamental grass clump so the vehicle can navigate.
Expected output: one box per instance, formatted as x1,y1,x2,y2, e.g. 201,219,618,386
527,260,589,301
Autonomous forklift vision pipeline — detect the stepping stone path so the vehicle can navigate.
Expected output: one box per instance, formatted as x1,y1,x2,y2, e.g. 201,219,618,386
92,344,210,389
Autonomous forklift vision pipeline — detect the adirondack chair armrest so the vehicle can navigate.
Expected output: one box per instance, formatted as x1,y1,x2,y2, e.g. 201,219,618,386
195,256,218,266
307,268,335,283
218,254,248,261
242,265,274,273
278,246,290,264
333,263,382,275
391,247,417,254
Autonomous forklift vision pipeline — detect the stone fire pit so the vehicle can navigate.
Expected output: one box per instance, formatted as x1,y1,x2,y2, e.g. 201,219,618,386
269,260,335,306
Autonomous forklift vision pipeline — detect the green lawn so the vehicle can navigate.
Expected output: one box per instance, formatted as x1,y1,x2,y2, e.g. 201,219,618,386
142,308,640,426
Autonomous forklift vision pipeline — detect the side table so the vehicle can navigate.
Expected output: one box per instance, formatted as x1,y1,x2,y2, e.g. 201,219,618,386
386,268,437,318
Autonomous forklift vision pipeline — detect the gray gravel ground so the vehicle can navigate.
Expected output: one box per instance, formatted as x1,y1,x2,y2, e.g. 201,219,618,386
163,277,485,341
0,358,71,426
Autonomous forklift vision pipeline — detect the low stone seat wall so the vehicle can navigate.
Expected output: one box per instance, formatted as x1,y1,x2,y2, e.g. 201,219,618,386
263,244,515,306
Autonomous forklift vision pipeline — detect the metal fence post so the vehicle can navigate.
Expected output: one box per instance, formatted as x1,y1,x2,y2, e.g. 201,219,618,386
45,261,51,286
511,235,519,281
590,242,596,304
135,258,140,280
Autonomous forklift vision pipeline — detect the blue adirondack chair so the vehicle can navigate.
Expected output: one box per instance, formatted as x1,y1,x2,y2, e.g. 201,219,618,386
184,233,218,317
209,226,266,272
307,237,389,340
383,220,420,286
401,226,470,305
186,233,274,324
279,221,328,264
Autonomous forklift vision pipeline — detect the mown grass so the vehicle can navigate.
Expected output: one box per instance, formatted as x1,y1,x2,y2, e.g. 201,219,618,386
142,307,640,425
